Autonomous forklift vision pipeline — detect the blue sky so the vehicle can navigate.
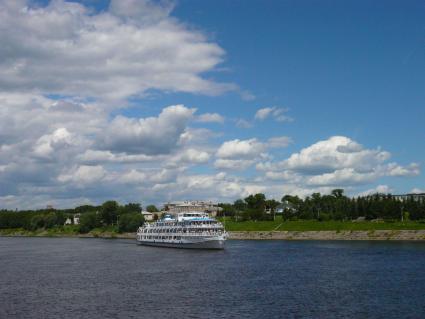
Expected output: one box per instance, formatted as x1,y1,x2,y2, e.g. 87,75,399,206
0,0,424,209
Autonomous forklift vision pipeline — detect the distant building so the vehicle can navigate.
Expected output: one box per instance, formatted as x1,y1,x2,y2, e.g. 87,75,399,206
164,201,222,217
141,211,154,221
270,201,296,214
392,193,425,203
74,214,80,225
64,213,80,225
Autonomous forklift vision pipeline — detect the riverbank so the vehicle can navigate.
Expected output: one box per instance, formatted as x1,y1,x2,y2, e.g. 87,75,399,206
0,228,134,239
228,230,425,241
218,218,425,231
1,228,425,240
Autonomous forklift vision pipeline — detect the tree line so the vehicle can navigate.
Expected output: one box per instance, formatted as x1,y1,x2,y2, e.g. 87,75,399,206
1,190,424,233
218,189,425,222
0,201,147,233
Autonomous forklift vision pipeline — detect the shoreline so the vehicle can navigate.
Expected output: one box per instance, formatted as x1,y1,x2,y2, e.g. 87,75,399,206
1,230,425,241
228,230,425,241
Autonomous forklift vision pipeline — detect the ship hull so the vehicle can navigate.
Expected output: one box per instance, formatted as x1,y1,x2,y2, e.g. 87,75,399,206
137,238,225,250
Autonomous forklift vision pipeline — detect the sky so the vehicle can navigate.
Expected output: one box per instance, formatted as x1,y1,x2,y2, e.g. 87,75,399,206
0,0,424,209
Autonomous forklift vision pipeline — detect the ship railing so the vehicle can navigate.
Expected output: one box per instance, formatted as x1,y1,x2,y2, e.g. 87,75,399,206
142,232,224,237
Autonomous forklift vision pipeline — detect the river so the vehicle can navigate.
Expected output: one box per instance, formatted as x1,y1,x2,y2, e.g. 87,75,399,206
0,237,424,318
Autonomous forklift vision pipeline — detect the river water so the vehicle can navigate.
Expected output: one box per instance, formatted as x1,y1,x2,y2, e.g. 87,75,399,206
0,238,424,319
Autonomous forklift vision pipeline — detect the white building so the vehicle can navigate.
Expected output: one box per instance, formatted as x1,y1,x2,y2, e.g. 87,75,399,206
165,201,222,217
64,214,80,225
141,211,154,221
392,193,425,203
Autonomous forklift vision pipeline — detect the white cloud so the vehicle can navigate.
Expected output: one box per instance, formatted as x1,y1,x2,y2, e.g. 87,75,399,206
216,138,266,159
180,149,210,164
306,168,378,186
410,188,425,194
58,165,106,185
267,136,292,148
0,0,234,100
255,107,293,122
282,136,391,174
214,159,255,170
33,128,77,158
77,150,160,164
387,163,420,177
358,185,394,196
214,136,291,170
101,105,196,155
196,113,225,124
258,136,421,189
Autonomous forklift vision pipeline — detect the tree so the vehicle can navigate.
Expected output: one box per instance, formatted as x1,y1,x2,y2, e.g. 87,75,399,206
244,193,266,220
124,203,142,214
234,199,247,211
79,212,101,233
218,203,235,217
118,213,144,233
331,189,344,198
100,201,119,226
146,205,159,213
29,215,45,231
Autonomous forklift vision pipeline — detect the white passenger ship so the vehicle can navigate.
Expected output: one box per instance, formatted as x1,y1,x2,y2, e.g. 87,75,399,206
136,212,227,249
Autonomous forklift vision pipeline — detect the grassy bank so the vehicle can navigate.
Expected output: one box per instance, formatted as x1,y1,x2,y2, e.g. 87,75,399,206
2,217,425,238
218,216,425,231
0,225,123,238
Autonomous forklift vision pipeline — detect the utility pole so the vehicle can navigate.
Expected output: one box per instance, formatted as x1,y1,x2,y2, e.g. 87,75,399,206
401,205,404,222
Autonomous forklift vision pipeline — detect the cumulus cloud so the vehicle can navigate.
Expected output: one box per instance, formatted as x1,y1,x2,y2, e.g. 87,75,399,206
58,165,107,185
258,136,420,189
282,136,391,174
101,105,196,155
33,128,78,158
0,94,215,208
0,0,235,100
255,107,293,122
214,136,291,170
386,163,420,177
214,159,255,170
196,113,225,124
176,148,210,164
216,138,266,159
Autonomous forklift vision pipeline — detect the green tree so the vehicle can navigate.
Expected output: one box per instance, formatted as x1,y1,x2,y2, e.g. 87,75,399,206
79,212,101,233
331,189,344,198
100,201,119,225
124,203,142,214
118,213,145,232
146,205,159,213
244,193,266,220
29,215,45,231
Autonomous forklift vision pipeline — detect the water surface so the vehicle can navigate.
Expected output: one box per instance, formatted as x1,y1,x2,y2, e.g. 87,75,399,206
0,238,424,318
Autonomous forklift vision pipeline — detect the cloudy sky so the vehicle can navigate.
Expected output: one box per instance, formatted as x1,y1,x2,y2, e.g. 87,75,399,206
0,0,424,209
